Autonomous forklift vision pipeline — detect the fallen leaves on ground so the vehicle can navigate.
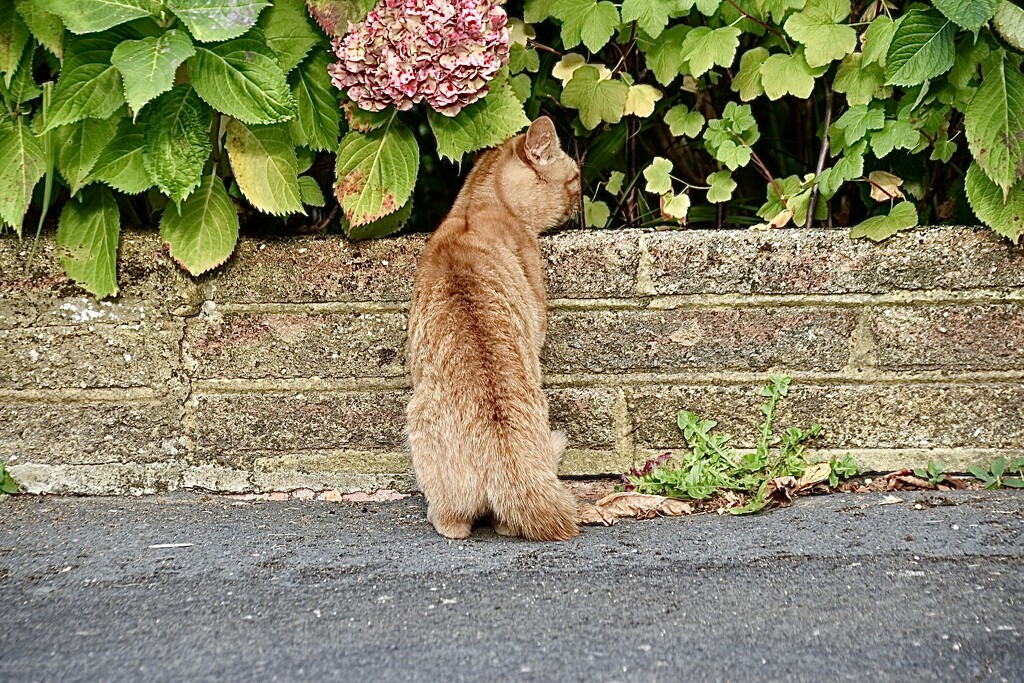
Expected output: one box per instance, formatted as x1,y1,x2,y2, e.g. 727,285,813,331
580,492,694,526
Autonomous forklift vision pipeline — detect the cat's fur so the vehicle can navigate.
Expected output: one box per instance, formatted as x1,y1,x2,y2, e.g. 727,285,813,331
406,117,582,541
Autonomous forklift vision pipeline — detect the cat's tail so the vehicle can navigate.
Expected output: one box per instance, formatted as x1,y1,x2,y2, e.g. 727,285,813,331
489,431,580,542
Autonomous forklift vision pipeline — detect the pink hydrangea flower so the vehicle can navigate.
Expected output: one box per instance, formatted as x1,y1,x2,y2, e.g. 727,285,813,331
328,0,510,116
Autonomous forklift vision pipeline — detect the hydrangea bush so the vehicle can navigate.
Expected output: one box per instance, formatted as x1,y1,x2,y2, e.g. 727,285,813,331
1,0,1023,298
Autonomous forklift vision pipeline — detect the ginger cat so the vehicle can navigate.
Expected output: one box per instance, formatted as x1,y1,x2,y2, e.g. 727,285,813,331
406,117,582,541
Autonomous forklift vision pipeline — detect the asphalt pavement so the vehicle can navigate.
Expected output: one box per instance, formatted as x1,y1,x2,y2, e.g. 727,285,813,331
1,489,1022,682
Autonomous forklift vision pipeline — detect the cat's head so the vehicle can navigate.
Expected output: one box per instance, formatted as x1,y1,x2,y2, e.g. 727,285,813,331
495,117,581,231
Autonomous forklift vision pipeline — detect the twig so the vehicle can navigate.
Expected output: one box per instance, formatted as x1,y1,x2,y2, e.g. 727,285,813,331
529,41,564,57
806,85,833,227
863,177,897,200
724,0,792,49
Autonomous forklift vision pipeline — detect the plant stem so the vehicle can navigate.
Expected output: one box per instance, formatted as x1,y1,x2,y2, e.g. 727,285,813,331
724,0,792,49
806,85,833,227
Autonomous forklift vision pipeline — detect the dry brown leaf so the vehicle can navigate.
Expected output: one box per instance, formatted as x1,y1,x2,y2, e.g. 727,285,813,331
751,208,794,231
799,462,832,488
868,170,905,201
580,492,694,526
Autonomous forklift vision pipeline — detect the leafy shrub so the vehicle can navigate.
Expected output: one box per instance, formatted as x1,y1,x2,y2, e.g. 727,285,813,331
2,0,1023,299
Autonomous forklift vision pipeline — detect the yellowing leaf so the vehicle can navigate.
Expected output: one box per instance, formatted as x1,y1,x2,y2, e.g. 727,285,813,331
509,18,536,46
224,119,303,216
583,197,610,227
624,84,663,117
660,191,690,223
552,53,586,83
643,156,673,195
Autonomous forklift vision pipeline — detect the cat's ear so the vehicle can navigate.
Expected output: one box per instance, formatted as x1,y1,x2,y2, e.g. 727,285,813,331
524,116,559,166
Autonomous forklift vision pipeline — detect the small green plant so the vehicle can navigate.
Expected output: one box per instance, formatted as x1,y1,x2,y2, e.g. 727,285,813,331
0,460,18,495
828,453,859,487
621,374,832,515
914,460,948,486
968,457,1024,489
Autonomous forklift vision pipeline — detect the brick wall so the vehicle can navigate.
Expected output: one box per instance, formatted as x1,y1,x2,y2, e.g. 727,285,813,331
2,227,1022,495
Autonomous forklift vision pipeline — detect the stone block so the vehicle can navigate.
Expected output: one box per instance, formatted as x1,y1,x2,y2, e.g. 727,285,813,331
542,231,641,299
544,307,854,373
185,311,407,380
547,386,617,448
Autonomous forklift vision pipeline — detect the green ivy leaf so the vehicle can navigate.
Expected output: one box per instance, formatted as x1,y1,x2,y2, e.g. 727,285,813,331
870,118,922,158
862,15,896,67
706,170,736,203
56,184,119,298
783,0,857,68
90,117,154,194
621,0,672,39
759,47,820,100
664,104,704,137
257,0,321,73
111,30,196,116
56,115,119,195
334,114,419,227
680,25,741,77
643,156,673,195
14,0,64,58
560,66,628,129
583,197,610,227
833,52,885,105
0,4,30,88
166,0,268,42
551,0,620,53
732,46,768,101
35,0,150,34
160,171,240,275
965,52,1024,197
966,162,1024,243
932,0,998,33
0,116,45,235
225,119,303,216
298,175,324,206
849,200,918,241
428,81,530,162
305,0,376,37
40,31,127,132
994,0,1024,52
289,51,340,152
142,84,212,205
884,9,955,86
188,33,297,124
638,25,689,87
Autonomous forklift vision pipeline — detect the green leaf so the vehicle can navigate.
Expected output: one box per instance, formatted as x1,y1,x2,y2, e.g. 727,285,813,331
932,0,998,33
40,32,126,132
334,114,419,226
166,0,268,42
994,0,1024,52
759,48,819,100
680,25,741,77
605,170,624,194
14,0,64,58
510,73,532,103
816,140,864,198
849,201,918,241
706,170,736,203
56,115,119,195
783,0,857,68
757,0,806,23
831,103,884,147
224,119,302,216
560,66,628,130
0,116,45,234
833,53,885,105
428,81,530,162
111,30,195,116
35,0,150,34
90,117,154,194
870,118,921,158
257,0,321,73
664,104,704,137
160,171,240,275
884,9,955,86
142,84,212,205
965,53,1024,197
862,15,896,67
344,194,413,240
188,33,297,124
643,156,673,195
624,83,662,117
930,132,957,163
509,44,540,73
56,184,119,298
638,25,689,87
0,4,30,88
621,0,671,39
305,0,376,37
583,197,610,227
732,46,768,101
289,51,339,151
0,35,41,106
551,0,620,53
965,162,1024,243
297,175,324,206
